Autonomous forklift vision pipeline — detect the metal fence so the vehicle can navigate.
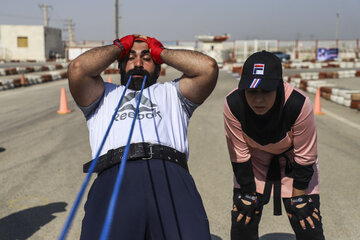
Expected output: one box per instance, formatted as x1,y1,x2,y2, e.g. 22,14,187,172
164,39,360,62
2,39,359,63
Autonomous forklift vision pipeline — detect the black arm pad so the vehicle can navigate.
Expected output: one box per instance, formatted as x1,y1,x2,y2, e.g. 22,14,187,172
292,161,314,190
231,160,256,193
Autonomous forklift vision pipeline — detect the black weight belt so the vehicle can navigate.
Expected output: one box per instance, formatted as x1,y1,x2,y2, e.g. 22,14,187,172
83,142,188,173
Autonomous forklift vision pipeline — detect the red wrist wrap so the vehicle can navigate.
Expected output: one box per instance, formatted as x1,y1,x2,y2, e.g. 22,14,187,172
147,37,165,64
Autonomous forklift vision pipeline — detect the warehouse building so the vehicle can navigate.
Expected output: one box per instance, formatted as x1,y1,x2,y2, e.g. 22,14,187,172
0,25,64,61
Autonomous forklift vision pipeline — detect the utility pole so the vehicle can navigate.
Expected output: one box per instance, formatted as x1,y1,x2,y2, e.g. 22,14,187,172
335,13,339,48
114,0,122,39
295,33,300,59
39,4,52,27
119,0,122,37
67,19,75,44
115,0,119,39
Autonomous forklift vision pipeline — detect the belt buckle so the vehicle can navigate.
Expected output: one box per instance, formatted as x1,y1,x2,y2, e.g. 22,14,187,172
143,143,153,160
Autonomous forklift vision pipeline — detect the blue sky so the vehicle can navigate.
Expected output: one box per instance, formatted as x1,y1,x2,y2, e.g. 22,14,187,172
0,0,359,42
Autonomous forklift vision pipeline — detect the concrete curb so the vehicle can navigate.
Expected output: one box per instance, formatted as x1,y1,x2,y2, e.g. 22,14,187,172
0,70,68,90
0,63,68,76
285,77,360,110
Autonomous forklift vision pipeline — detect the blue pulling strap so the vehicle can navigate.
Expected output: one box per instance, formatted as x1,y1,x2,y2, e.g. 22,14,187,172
58,76,133,240
99,75,147,240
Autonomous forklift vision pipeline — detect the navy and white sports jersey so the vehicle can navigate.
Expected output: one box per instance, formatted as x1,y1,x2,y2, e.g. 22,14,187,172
79,79,199,159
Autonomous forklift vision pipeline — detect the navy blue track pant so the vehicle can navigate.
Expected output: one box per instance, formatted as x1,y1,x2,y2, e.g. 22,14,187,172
80,159,211,240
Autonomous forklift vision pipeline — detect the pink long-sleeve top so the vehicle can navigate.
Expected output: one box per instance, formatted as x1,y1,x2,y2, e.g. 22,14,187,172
224,82,320,198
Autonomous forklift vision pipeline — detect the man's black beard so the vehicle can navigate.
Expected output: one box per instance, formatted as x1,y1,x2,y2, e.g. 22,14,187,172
121,67,158,90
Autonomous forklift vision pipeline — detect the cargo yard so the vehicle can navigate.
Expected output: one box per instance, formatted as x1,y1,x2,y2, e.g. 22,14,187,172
1,62,360,239
1,1,360,239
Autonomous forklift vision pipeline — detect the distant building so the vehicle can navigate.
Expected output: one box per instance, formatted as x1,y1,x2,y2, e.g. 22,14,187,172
66,40,106,61
0,25,64,61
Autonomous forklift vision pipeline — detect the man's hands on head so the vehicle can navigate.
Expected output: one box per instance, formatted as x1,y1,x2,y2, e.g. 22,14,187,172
113,35,136,59
146,37,166,64
113,34,218,104
113,35,165,64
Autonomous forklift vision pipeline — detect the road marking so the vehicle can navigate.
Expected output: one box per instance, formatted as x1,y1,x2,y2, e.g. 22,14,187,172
9,196,50,210
322,108,360,131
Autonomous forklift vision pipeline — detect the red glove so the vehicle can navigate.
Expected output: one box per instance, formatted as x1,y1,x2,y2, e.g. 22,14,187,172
113,35,135,59
146,37,165,64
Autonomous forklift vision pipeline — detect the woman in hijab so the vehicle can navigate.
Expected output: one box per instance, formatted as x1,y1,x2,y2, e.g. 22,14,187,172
224,51,325,240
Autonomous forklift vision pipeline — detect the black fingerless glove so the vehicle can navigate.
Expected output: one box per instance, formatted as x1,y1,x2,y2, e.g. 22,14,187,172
290,195,315,221
234,192,259,220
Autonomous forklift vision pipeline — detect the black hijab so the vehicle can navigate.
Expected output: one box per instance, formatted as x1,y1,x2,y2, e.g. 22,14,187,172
239,82,285,145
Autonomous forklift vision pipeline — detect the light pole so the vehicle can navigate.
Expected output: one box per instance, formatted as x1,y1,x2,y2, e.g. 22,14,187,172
335,13,339,48
115,0,119,39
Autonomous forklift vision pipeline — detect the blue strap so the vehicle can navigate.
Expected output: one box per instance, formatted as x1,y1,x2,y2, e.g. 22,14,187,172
146,87,183,240
58,76,133,240
99,75,147,240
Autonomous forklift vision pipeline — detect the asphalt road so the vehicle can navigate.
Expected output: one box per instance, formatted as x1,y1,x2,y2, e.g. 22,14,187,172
0,67,360,240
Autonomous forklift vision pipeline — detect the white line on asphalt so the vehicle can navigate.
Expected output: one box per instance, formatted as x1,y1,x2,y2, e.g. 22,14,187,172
322,108,360,131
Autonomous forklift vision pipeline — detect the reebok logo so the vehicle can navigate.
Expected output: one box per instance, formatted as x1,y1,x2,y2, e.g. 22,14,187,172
115,92,162,121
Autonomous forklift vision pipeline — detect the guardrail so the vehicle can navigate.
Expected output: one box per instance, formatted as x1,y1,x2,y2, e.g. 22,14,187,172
224,63,360,110
0,71,68,90
0,63,68,76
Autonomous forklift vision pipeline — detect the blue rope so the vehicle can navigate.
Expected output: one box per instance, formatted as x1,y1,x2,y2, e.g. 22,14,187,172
99,75,147,240
58,76,133,240
146,87,183,240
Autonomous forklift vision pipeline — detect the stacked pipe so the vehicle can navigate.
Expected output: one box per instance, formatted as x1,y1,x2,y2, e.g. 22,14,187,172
0,63,68,76
282,60,360,69
281,67,360,110
0,70,68,90
104,68,120,74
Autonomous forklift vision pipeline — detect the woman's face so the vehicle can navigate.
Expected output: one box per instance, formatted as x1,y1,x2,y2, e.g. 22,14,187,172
245,88,277,115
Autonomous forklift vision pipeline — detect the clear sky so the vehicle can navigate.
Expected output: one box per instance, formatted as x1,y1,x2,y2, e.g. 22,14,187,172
1,0,359,42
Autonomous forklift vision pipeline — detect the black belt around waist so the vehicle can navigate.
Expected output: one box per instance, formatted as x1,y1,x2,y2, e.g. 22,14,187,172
262,147,294,216
263,155,282,216
83,142,188,173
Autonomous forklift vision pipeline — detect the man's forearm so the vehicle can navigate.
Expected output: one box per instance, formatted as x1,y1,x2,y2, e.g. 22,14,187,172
160,48,218,104
68,44,122,107
70,44,121,77
160,49,216,78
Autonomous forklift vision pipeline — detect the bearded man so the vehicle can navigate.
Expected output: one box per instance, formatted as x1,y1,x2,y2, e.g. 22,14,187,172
67,35,218,239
